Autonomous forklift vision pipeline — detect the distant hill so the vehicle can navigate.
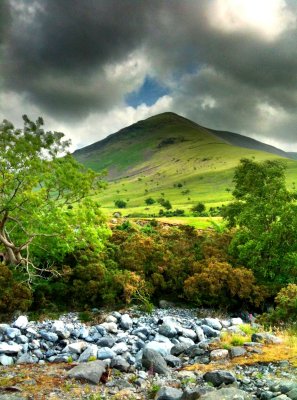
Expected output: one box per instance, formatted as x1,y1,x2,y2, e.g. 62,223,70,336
73,112,297,215
287,152,297,160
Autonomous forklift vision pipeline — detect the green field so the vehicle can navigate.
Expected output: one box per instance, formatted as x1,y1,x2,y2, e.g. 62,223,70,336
74,113,297,218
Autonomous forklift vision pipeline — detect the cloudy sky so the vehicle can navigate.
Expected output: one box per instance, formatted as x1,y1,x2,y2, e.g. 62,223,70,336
1,0,297,151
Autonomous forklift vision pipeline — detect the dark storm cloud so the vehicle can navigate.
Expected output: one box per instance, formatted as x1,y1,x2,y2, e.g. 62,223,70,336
1,0,297,147
2,0,159,116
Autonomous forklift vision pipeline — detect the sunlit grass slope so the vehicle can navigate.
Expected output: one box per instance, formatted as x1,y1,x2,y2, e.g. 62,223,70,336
74,112,297,217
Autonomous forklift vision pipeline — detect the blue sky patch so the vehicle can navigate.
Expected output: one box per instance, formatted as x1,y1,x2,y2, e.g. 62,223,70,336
126,76,170,107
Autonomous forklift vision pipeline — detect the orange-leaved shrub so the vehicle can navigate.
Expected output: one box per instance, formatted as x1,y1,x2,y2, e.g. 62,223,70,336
184,258,266,309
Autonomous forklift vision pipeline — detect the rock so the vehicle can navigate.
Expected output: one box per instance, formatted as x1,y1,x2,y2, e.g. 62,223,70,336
280,382,297,394
200,387,253,399
164,354,182,367
171,342,189,356
120,314,133,330
230,346,247,358
180,328,197,340
13,316,28,330
144,341,173,357
159,323,178,338
210,349,229,361
181,387,214,400
16,353,38,364
0,343,22,354
159,300,175,309
185,344,206,358
203,318,222,331
39,330,58,343
110,356,130,372
178,337,195,347
97,347,116,360
142,348,170,375
100,322,118,334
231,317,244,325
251,333,282,344
78,344,98,362
156,386,183,400
203,370,236,387
97,336,115,348
67,342,87,354
195,326,205,342
112,342,129,355
0,354,14,366
6,328,21,339
286,389,297,400
201,325,220,338
105,315,118,323
52,320,70,339
67,360,107,384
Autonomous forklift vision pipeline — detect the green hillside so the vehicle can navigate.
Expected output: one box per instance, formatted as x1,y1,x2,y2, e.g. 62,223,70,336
73,112,297,218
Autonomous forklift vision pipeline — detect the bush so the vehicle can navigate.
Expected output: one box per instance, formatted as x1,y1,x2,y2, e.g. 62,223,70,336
145,197,155,205
0,264,32,317
258,284,297,325
184,259,265,309
114,200,127,208
191,202,206,214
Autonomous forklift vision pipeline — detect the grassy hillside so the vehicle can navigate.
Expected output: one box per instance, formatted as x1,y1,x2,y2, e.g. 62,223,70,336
73,112,297,220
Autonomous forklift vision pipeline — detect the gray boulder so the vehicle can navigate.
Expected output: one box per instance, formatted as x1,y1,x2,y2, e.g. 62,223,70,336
156,387,183,400
120,314,133,330
0,354,14,366
181,386,214,400
164,354,182,367
110,356,130,372
203,318,222,331
142,348,170,375
78,344,98,363
203,370,236,387
201,325,220,338
200,387,252,399
171,342,189,356
67,360,107,384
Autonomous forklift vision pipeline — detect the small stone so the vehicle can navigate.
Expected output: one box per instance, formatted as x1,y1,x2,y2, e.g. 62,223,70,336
231,317,244,325
144,341,173,357
112,342,129,355
13,315,28,329
110,356,130,372
67,342,87,354
97,347,116,360
159,323,178,338
39,330,58,343
203,318,222,331
67,360,107,384
210,349,229,361
203,370,236,387
164,354,182,367
201,325,220,338
0,354,14,366
120,314,133,330
100,322,118,334
171,343,189,356
0,343,22,354
142,348,170,375
97,336,115,348
78,344,98,363
156,386,183,400
230,346,247,358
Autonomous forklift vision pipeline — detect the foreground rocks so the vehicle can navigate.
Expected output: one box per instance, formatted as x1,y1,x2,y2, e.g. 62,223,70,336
0,307,295,399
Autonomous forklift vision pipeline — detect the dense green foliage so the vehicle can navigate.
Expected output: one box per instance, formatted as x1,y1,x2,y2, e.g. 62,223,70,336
0,116,109,281
223,158,297,283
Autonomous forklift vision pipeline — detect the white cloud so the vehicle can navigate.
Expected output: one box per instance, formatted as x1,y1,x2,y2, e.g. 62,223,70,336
208,0,296,40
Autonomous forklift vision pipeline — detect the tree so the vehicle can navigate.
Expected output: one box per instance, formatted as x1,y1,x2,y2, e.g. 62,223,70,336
157,198,172,210
114,199,127,208
0,116,109,279
145,197,155,205
222,158,297,283
191,202,206,214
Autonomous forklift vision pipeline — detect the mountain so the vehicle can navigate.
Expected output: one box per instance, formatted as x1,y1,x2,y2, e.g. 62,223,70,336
73,112,297,215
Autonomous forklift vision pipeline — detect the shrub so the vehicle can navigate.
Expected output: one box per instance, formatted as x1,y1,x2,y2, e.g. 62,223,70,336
114,200,127,208
258,284,297,325
145,197,155,205
191,202,206,214
184,259,265,309
0,264,32,317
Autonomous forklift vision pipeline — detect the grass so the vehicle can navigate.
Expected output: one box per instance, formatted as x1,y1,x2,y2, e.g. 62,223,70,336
74,113,297,222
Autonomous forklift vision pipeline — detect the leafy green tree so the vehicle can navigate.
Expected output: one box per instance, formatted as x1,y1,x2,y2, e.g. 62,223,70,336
0,116,109,279
191,202,206,214
222,158,297,283
145,197,155,205
157,198,172,210
114,199,127,208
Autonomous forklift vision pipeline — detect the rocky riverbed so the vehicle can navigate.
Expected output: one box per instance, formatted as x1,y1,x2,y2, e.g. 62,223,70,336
0,306,296,399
